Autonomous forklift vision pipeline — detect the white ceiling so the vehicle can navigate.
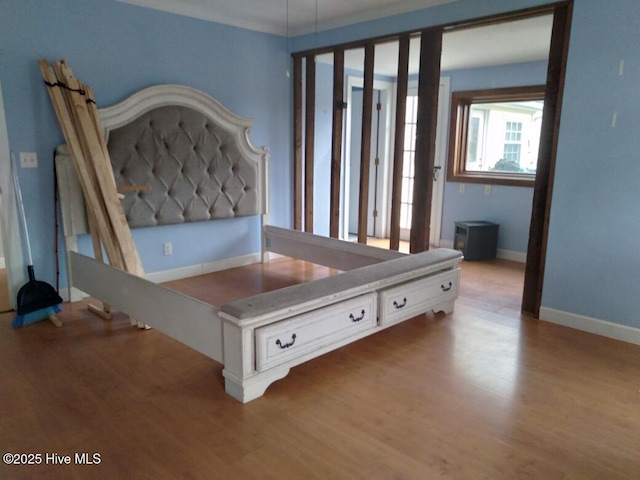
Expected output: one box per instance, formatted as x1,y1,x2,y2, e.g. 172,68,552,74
117,0,553,71
322,14,553,75
118,0,458,36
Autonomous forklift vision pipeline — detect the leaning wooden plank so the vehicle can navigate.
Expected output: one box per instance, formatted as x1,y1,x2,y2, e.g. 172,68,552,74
79,78,149,328
52,65,126,272
116,185,151,192
55,61,144,278
264,225,405,271
39,60,124,270
82,78,143,274
54,62,144,276
70,252,223,362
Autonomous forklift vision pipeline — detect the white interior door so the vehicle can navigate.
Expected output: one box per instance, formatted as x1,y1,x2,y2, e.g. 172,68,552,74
430,76,450,247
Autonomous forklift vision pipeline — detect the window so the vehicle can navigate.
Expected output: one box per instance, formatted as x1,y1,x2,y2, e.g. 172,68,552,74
447,85,545,186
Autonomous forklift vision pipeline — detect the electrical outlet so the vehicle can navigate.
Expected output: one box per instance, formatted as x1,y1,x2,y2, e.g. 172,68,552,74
163,242,172,256
20,152,38,168
459,183,465,194
485,185,492,195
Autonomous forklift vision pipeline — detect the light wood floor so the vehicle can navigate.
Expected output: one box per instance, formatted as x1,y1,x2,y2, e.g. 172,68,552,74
1,258,639,479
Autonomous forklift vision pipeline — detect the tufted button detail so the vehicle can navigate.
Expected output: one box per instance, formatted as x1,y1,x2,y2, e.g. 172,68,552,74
110,106,260,229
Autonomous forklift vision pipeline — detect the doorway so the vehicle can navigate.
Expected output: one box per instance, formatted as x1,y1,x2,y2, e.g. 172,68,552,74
342,75,450,246
342,76,394,241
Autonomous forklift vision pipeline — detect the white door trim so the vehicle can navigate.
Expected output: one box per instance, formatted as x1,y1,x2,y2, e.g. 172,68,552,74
0,80,26,310
431,76,451,247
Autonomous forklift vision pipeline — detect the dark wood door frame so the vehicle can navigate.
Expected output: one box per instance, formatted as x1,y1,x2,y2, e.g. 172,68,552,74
522,3,573,317
291,1,573,318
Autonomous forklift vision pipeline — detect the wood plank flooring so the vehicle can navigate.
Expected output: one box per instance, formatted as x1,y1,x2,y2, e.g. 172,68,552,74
1,257,639,479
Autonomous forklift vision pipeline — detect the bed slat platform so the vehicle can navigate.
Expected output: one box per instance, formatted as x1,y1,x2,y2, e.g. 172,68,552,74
59,84,463,403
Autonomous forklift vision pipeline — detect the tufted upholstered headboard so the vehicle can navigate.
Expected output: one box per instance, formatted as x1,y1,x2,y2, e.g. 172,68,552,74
56,84,269,236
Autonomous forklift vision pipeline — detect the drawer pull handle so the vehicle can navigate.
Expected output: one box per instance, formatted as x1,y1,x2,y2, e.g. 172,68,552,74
349,309,366,322
393,298,407,309
441,281,453,292
275,333,297,349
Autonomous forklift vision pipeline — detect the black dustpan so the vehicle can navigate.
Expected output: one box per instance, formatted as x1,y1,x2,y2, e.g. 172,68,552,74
16,265,64,315
11,154,63,327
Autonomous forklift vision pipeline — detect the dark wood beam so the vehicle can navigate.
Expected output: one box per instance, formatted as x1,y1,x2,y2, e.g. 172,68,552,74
410,28,443,253
522,3,572,317
329,49,345,238
389,35,410,251
293,56,303,231
357,44,375,244
304,54,315,233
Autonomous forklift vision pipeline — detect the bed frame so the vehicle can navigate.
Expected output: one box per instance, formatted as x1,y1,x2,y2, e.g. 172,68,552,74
56,85,463,403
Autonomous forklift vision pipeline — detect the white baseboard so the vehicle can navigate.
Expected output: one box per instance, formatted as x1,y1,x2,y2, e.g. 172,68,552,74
439,240,526,263
146,252,261,283
497,249,526,263
540,306,640,346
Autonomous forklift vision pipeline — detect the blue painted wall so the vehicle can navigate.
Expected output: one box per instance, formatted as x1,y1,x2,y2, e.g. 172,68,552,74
1,0,291,286
541,0,640,327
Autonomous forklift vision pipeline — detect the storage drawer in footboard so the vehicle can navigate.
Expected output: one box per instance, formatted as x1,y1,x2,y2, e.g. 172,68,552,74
255,293,377,372
379,268,460,326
